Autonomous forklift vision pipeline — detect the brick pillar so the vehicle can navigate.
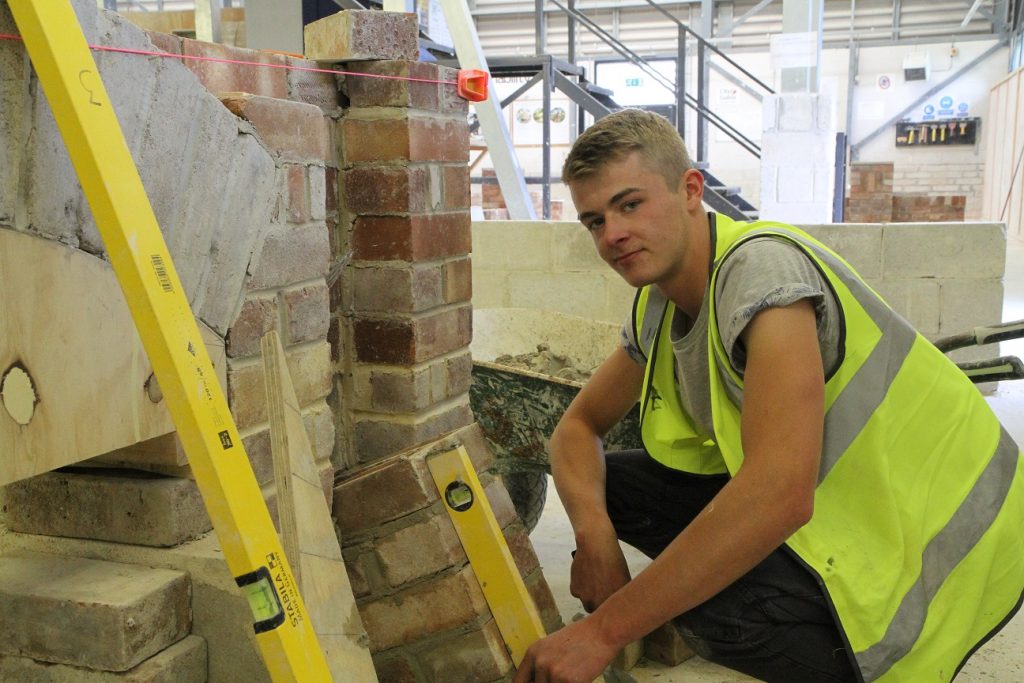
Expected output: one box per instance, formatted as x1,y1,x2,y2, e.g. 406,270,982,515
326,26,561,680
336,59,475,467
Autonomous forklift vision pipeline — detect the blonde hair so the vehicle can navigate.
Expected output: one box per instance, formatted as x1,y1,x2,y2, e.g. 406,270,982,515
561,109,693,191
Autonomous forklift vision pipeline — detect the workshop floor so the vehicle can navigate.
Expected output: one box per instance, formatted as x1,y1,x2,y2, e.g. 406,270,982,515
530,235,1024,681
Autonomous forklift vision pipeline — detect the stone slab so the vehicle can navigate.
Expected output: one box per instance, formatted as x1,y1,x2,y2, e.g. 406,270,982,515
0,635,207,682
0,551,191,672
2,469,212,547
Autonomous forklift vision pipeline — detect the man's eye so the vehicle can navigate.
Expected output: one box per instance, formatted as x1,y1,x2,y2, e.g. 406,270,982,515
622,200,640,212
586,218,604,231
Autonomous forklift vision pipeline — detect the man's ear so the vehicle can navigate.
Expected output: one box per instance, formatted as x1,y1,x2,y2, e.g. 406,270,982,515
682,168,704,210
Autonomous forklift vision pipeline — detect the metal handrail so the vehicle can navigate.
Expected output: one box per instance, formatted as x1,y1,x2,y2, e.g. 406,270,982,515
639,0,775,95
550,0,762,158
549,0,677,93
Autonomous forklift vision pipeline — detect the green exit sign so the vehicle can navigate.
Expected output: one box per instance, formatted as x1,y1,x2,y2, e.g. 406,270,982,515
625,78,643,87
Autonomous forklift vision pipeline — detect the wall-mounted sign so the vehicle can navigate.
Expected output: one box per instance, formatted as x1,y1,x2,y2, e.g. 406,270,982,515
877,74,892,90
922,104,935,121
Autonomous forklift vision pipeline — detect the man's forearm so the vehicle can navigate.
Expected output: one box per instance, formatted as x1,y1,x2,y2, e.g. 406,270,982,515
549,417,615,542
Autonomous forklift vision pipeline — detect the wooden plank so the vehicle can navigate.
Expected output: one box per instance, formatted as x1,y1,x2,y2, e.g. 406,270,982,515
0,229,221,485
261,331,378,683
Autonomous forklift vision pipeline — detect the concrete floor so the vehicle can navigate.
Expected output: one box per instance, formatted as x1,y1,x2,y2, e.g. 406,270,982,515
530,235,1024,681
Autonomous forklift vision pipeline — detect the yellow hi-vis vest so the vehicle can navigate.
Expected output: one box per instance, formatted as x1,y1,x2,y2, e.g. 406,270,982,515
633,214,1024,681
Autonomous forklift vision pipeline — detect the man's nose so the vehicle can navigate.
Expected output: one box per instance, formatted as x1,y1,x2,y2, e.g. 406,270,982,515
602,215,629,244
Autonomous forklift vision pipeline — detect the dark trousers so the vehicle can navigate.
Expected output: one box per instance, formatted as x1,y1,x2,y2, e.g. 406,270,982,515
605,450,859,682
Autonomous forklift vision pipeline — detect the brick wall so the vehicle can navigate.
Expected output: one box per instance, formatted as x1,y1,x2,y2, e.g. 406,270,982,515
893,161,984,220
168,33,341,513
1,5,559,680
845,162,969,222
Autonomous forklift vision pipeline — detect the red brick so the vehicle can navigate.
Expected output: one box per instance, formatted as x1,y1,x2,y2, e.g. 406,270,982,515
351,213,471,262
182,40,288,98
360,566,490,651
371,655,417,682
524,570,564,634
327,315,342,364
283,283,330,345
226,294,279,358
352,265,443,314
484,479,519,530
227,342,333,429
354,305,471,364
376,516,466,587
343,550,373,598
318,459,334,512
417,619,513,681
341,117,412,163
247,224,330,291
325,166,339,213
442,165,470,210
443,257,472,305
342,166,428,214
438,65,470,116
220,93,330,162
345,61,443,110
286,56,339,111
144,30,182,56
446,351,473,398
285,165,309,224
334,456,438,536
353,401,474,463
504,524,540,576
241,428,275,486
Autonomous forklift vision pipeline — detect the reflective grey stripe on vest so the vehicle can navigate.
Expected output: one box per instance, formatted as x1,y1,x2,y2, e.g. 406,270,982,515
857,426,1019,681
711,229,915,481
639,287,667,361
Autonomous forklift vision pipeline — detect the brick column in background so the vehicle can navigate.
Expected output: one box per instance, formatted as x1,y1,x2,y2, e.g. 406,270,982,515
337,59,475,467
333,425,562,679
844,162,894,222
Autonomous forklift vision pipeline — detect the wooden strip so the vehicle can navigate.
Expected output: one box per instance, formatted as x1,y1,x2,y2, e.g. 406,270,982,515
261,331,378,682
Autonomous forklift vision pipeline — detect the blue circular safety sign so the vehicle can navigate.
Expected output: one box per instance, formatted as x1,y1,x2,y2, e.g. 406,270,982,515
940,96,954,108
924,104,935,115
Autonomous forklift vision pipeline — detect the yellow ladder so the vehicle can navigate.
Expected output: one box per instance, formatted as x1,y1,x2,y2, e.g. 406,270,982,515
7,2,330,680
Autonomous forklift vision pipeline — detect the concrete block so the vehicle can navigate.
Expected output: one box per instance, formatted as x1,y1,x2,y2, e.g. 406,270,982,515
304,10,419,62
0,551,190,672
938,279,1005,337
506,272,612,320
869,279,941,335
0,635,207,682
778,94,815,131
552,222,604,271
2,470,211,547
472,270,511,309
882,223,1005,279
473,221,554,271
804,224,883,279
776,165,815,204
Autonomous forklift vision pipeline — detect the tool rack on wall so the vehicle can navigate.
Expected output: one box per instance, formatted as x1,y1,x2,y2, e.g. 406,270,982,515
895,118,980,147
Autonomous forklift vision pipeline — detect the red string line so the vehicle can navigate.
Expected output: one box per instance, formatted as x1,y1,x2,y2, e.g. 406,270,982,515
0,33,460,87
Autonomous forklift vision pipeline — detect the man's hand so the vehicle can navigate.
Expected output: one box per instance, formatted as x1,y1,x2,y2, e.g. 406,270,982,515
514,617,618,683
570,525,631,612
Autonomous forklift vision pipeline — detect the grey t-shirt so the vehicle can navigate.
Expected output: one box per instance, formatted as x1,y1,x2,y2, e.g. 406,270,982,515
621,236,841,437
